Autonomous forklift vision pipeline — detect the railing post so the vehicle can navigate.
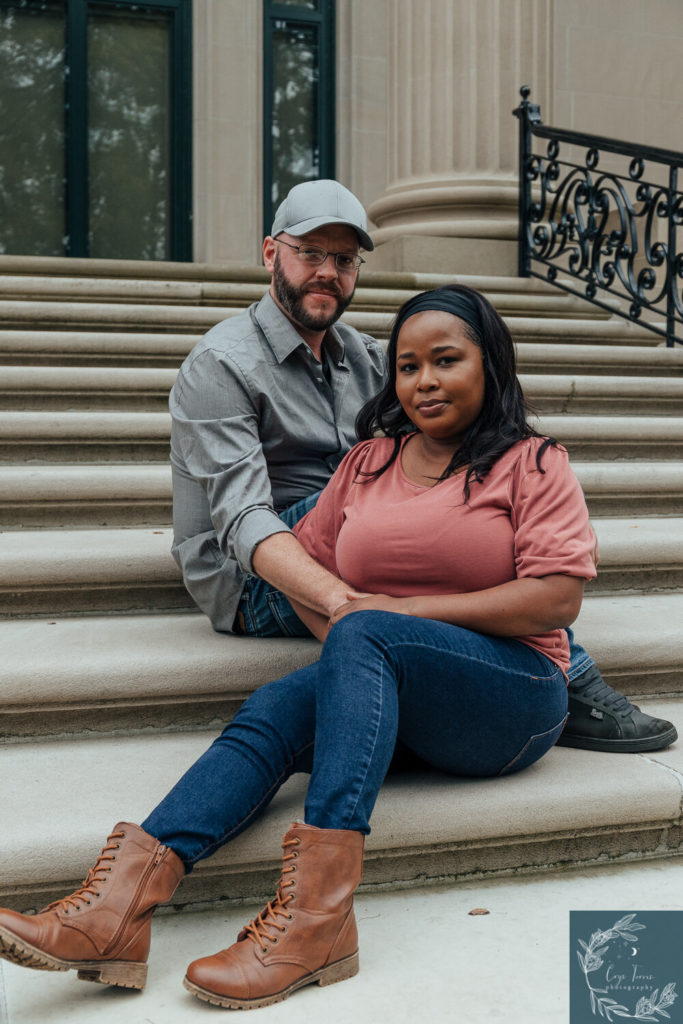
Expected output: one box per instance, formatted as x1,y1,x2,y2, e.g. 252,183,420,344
513,85,542,279
667,165,678,348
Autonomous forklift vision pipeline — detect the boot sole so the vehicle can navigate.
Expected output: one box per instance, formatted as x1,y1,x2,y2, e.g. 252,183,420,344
183,950,359,1010
0,926,148,989
556,724,678,753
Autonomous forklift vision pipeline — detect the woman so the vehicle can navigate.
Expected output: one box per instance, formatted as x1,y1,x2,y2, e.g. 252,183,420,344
0,285,596,1011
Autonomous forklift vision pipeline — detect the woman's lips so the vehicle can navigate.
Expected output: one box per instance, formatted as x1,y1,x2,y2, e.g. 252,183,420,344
415,400,448,416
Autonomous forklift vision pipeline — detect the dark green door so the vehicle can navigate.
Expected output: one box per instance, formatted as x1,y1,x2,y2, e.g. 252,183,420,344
263,0,335,235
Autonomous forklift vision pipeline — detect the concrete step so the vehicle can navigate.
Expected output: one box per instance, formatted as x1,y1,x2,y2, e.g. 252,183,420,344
535,415,683,460
0,366,178,411
3,366,682,415
0,274,256,307
1,461,682,530
0,330,201,367
2,328,668,378
0,299,253,333
0,516,679,610
0,254,272,283
0,527,185,615
1,698,682,912
591,517,683,593
0,300,605,348
0,279,593,333
0,306,660,358
0,258,599,315
0,274,587,318
0,412,170,462
520,374,683,415
0,613,318,739
0,464,172,528
516,342,683,376
573,462,683,516
0,253,586,304
508,317,664,347
0,515,680,612
0,593,681,741
3,411,683,463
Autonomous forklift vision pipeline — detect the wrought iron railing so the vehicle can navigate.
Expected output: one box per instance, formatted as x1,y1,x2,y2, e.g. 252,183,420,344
514,86,683,346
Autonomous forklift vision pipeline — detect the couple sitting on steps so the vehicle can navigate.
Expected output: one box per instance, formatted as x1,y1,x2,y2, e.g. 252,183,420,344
0,180,676,1012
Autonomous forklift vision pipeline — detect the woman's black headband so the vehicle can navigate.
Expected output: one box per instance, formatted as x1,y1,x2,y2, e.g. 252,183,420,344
394,289,484,341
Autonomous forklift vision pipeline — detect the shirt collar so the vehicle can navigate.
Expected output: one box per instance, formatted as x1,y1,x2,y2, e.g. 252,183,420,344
254,291,346,366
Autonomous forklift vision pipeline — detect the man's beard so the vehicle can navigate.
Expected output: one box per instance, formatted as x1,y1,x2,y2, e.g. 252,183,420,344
272,252,355,331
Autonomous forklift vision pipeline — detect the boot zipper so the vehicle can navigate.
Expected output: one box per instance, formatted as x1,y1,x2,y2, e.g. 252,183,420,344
102,845,166,956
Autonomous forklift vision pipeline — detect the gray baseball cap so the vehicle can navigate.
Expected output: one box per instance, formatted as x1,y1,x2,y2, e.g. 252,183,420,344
271,179,374,251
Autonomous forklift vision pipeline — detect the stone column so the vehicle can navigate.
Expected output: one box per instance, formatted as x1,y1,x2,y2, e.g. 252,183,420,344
192,0,263,265
366,0,553,275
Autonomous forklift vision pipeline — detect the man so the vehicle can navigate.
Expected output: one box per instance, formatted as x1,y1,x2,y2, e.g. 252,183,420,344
170,179,676,754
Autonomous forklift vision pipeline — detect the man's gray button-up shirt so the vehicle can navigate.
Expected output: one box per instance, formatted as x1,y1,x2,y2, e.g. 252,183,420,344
170,292,387,632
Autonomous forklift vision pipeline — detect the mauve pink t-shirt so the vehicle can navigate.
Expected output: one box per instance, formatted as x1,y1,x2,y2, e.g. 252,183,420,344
294,435,596,675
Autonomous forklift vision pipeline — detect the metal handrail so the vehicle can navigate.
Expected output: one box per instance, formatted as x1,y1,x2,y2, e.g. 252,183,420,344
513,86,683,347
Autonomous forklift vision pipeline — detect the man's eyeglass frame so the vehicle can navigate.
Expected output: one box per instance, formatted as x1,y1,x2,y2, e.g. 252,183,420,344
273,237,365,272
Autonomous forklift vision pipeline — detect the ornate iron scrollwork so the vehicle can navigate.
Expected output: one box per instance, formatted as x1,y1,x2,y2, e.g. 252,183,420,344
514,86,683,346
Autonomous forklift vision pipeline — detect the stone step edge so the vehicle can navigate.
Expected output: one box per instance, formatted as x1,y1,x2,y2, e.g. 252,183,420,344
3,413,683,441
0,254,581,296
1,593,682,713
1,711,681,912
0,330,669,372
0,300,658,339
2,368,683,399
0,276,584,310
1,519,681,584
2,461,682,504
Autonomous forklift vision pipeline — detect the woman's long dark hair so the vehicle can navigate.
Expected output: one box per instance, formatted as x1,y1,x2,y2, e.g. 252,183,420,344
355,283,555,500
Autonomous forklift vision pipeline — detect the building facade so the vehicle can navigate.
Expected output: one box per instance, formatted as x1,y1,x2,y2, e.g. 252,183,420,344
2,0,682,274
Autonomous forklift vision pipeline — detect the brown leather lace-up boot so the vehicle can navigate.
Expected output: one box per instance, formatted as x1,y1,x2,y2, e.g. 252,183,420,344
184,822,364,1010
0,822,184,990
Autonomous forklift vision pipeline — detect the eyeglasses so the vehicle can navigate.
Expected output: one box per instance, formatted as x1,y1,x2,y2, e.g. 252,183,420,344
274,238,365,272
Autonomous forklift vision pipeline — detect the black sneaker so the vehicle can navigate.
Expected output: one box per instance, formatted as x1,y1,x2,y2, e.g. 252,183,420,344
557,664,678,753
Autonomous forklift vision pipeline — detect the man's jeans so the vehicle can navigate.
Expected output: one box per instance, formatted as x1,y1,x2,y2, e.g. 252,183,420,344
237,492,322,638
237,490,596,682
142,610,568,868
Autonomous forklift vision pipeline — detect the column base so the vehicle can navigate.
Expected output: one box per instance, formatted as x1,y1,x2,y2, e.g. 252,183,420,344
365,234,519,276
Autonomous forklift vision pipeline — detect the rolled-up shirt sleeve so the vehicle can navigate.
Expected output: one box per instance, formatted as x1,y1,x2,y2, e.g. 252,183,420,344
510,442,597,581
171,346,292,577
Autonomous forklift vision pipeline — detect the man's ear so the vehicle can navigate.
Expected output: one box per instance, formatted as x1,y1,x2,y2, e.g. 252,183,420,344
263,235,277,273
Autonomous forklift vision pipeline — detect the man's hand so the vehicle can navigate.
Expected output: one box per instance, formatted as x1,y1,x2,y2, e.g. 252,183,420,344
329,591,409,626
290,587,371,642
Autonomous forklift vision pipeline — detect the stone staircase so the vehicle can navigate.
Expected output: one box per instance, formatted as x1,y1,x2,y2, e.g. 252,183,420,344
1,255,682,915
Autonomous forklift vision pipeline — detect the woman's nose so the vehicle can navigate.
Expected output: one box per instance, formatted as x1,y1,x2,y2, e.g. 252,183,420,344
416,366,438,390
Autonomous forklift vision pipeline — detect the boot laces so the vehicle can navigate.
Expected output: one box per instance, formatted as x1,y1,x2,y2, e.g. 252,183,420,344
243,837,300,953
574,668,634,719
43,830,125,913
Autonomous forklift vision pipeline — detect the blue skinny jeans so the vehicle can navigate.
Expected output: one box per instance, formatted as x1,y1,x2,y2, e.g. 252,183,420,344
142,610,568,869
